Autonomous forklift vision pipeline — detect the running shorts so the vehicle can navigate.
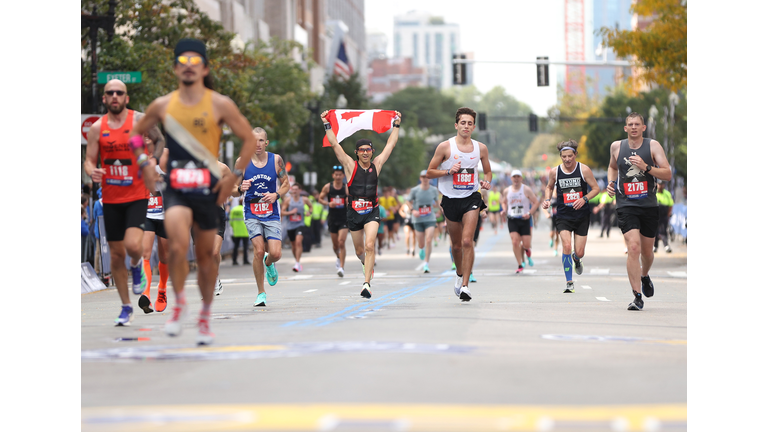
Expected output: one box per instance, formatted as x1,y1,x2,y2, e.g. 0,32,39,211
245,218,282,241
507,217,532,236
617,206,659,238
216,206,226,238
287,226,307,242
555,215,590,237
347,205,381,232
163,187,220,231
413,220,436,232
441,192,487,223
103,199,148,242
327,214,348,234
144,217,167,239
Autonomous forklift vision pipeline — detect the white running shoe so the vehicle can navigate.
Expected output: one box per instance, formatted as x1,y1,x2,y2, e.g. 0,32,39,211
454,274,462,297
336,258,341,269
459,286,472,302
164,304,187,337
196,313,214,346
337,267,345,278
214,278,223,296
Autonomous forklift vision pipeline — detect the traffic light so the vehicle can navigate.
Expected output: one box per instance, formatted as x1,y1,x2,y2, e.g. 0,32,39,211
537,56,549,87
453,54,467,85
529,113,538,132
478,112,487,131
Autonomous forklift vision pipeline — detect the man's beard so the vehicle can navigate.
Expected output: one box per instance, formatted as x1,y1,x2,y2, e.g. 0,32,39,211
107,103,125,115
181,78,195,86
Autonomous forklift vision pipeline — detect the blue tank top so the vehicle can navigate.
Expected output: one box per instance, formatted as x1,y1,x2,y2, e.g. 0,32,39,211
243,153,281,221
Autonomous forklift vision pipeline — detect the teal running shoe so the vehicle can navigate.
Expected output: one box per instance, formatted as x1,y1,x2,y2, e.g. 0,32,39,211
527,256,534,267
264,253,278,286
419,248,425,260
469,273,477,283
254,292,267,307
423,263,430,273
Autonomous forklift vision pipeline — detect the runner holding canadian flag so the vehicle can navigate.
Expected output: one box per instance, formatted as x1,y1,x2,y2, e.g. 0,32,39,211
320,109,402,299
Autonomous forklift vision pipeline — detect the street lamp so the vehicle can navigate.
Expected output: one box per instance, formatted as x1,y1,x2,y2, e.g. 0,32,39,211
81,0,117,114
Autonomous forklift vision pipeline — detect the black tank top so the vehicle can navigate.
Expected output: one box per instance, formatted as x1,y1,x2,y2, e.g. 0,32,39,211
555,162,590,220
616,138,657,209
327,182,348,219
347,162,378,205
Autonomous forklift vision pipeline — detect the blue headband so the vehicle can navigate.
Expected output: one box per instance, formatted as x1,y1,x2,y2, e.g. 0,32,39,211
560,146,576,153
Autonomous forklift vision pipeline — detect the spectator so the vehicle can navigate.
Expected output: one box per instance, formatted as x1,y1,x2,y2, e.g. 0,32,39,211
229,197,249,265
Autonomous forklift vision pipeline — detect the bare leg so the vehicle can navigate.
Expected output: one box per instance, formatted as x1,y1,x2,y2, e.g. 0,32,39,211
251,236,266,294
363,222,378,284
164,206,194,302
510,232,523,266
191,224,217,307
337,228,348,269
423,226,435,263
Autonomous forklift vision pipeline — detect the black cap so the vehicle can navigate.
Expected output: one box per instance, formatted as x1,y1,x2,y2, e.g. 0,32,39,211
355,139,373,150
174,38,207,63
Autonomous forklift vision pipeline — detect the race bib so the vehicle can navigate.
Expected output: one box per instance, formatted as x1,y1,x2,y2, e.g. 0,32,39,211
288,214,303,222
170,168,211,192
147,195,163,213
563,190,583,207
250,201,273,218
418,205,432,217
623,180,649,200
453,168,475,190
330,196,346,208
352,199,373,215
508,205,524,218
104,159,133,186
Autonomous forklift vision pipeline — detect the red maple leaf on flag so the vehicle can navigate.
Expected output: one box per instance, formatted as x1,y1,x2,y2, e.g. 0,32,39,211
340,111,365,121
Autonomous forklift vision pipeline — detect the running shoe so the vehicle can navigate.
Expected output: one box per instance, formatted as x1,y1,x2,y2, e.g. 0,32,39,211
641,275,655,298
451,262,456,271
563,282,575,293
336,258,341,269
155,290,167,313
653,246,658,253
406,248,411,256
361,282,372,298
423,263,430,273
628,291,644,311
459,286,472,302
665,245,672,253
254,292,267,307
337,267,345,278
114,305,133,326
131,262,147,295
469,273,477,283
527,255,534,267
419,248,425,260
214,278,224,296
292,263,301,272
572,253,583,275
516,266,523,274
164,304,187,336
412,249,415,256
554,250,558,257
138,294,154,314
196,313,214,346
454,274,462,297
549,239,554,248
521,261,526,268
264,253,278,286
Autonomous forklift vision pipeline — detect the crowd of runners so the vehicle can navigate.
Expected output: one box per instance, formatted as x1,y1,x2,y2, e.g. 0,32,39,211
82,38,682,345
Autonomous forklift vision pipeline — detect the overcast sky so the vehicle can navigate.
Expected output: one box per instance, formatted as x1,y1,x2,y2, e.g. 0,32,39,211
365,0,579,115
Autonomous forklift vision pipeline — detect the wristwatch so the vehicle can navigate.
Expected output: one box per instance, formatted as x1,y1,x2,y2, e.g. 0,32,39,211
645,165,652,173
275,192,281,200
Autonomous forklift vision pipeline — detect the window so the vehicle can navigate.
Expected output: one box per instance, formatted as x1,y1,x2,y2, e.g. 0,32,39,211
394,33,401,58
435,33,443,65
425,33,431,65
413,33,419,66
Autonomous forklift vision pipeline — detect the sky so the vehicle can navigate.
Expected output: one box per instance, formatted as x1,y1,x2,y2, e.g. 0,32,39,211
365,0,579,115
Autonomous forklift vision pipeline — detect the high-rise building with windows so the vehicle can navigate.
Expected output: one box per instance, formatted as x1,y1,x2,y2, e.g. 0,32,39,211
392,11,462,89
586,0,633,96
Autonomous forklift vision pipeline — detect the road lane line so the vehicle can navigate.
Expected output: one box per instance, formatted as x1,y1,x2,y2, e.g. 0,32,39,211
303,289,317,293
596,297,610,301
582,285,592,290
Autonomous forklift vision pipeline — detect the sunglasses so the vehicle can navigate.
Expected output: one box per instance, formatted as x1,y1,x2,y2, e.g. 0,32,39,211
104,90,125,96
176,55,204,65
356,148,373,153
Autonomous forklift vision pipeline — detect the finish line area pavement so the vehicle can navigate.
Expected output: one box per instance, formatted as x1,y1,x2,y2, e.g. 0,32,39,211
81,221,687,431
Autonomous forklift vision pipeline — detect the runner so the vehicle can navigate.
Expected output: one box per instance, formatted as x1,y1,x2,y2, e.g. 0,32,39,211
212,160,235,296
606,112,672,310
320,109,402,298
593,184,616,238
238,127,290,306
317,165,350,277
83,79,161,326
407,170,440,273
139,144,170,314
541,139,600,293
130,38,258,344
381,188,399,249
547,194,560,256
502,169,539,274
487,185,502,235
282,183,312,272
426,107,492,301
399,198,416,257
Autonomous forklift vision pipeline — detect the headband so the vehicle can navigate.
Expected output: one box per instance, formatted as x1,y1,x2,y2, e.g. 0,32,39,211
560,146,576,153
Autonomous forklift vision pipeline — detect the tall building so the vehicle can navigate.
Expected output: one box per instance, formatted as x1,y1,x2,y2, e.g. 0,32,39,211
367,57,426,103
586,0,633,97
326,0,367,87
392,11,462,90
194,1,271,47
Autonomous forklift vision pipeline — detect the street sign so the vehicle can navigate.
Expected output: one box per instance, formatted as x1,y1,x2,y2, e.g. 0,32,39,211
537,56,549,87
98,71,142,84
81,114,101,144
452,54,467,85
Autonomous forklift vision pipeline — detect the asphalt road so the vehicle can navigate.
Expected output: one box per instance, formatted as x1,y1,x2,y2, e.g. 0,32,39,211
81,217,687,431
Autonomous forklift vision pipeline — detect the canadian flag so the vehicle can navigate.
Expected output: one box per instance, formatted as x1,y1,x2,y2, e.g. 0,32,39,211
322,109,399,147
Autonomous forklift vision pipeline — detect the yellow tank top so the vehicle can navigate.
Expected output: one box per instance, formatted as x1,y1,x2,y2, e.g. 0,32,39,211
163,89,222,166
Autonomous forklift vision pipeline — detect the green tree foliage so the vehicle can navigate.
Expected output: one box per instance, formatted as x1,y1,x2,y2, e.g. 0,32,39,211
599,0,687,92
81,0,313,156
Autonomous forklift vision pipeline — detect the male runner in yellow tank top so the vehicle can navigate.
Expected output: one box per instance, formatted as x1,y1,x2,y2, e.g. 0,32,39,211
130,38,257,345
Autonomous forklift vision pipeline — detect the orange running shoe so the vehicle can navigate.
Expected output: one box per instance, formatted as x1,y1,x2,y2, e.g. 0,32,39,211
155,290,168,313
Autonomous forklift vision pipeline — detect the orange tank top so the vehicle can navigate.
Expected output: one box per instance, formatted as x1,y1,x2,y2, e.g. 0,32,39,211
98,110,150,204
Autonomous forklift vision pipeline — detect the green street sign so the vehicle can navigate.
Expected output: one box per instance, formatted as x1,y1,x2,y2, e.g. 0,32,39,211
98,71,142,84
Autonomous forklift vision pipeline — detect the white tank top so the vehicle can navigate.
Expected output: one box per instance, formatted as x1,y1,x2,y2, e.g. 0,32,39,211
146,165,165,220
506,185,530,219
438,137,481,198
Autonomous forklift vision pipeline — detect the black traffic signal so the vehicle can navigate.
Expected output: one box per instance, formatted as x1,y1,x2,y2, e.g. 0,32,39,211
453,54,467,85
478,112,487,131
529,113,538,132
537,56,549,87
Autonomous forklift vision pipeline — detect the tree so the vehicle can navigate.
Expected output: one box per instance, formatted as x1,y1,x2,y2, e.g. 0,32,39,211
599,0,687,92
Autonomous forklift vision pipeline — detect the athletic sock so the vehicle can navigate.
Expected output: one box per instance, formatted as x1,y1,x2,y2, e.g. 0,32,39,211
200,301,212,315
175,289,187,306
562,253,573,281
158,262,168,290
142,259,152,296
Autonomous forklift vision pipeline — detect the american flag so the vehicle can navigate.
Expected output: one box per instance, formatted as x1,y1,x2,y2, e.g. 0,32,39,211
333,42,353,80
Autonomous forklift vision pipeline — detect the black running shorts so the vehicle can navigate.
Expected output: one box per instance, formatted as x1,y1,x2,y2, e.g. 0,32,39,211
507,217,532,236
287,226,306,242
144,217,167,239
216,206,226,238
347,205,381,232
617,206,659,238
327,214,348,234
103,199,148,242
441,192,487,223
555,215,590,236
163,186,220,231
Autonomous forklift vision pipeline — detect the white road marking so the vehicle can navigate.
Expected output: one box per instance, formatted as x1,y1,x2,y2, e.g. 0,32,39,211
303,289,318,293
287,275,313,280
219,279,236,283
414,263,425,271
339,281,351,285
596,297,610,301
590,268,609,274
667,271,687,278
582,285,592,290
